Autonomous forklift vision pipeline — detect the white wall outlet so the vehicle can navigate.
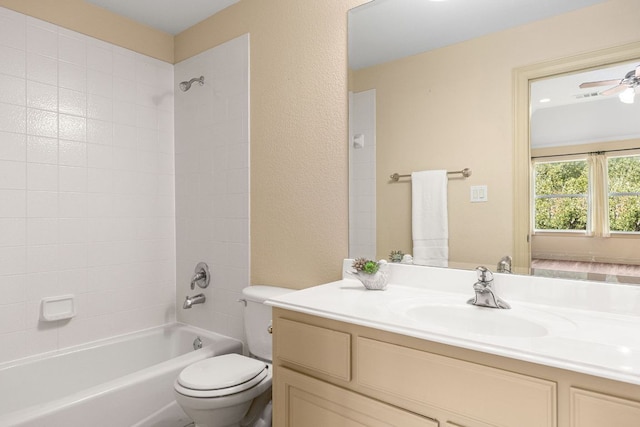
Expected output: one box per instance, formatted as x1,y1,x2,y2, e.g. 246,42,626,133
470,185,488,203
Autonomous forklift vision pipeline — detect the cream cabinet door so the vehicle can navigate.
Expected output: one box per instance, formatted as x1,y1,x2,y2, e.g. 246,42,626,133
274,367,438,427
357,337,556,427
570,388,640,427
274,318,351,381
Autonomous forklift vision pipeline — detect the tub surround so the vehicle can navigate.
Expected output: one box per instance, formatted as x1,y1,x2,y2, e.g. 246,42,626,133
268,260,640,386
0,6,176,364
174,34,250,342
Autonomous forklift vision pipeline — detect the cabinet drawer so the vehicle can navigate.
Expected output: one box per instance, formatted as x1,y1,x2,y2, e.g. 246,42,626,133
570,387,640,427
357,337,556,427
275,318,351,381
276,367,437,427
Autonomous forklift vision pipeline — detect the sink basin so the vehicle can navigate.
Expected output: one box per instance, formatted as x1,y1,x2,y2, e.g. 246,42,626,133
387,296,577,338
400,304,549,337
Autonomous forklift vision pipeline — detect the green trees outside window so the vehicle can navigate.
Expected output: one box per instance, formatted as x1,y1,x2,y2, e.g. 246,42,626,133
608,156,640,232
534,155,640,233
534,160,588,231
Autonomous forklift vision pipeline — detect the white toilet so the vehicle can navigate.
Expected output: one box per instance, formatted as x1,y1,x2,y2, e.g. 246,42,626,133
174,285,293,427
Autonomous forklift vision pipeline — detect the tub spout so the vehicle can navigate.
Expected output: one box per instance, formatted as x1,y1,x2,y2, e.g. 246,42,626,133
183,293,206,309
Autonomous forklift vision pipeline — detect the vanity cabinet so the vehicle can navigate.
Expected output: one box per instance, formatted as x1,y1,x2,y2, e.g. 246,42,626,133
272,308,640,427
570,388,640,427
277,367,438,426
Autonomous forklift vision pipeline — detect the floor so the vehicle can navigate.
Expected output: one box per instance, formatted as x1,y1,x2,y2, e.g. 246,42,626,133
531,259,640,285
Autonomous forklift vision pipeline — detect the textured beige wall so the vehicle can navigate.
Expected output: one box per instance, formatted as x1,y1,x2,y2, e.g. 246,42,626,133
176,0,368,288
0,0,174,62
351,0,640,270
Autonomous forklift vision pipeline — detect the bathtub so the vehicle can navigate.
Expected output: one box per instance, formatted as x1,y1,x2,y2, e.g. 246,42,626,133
0,323,242,426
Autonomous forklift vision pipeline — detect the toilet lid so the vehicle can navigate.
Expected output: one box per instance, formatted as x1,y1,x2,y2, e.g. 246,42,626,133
177,354,268,392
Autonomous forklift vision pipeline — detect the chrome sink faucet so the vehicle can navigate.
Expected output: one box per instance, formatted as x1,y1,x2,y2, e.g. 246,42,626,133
467,266,511,309
497,255,512,274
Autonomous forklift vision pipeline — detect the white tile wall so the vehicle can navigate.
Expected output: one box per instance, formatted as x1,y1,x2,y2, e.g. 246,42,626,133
349,89,377,260
0,7,175,364
175,34,249,343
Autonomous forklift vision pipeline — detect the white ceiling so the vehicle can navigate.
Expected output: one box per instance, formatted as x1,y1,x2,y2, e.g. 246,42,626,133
85,0,239,35
531,62,640,148
348,0,609,70
531,61,638,112
84,1,610,58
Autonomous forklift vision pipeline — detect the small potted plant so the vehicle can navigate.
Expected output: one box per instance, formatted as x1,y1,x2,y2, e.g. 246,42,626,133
388,250,405,263
349,257,389,290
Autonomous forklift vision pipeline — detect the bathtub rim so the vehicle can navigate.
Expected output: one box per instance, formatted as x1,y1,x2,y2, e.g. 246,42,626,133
0,322,239,372
0,322,243,426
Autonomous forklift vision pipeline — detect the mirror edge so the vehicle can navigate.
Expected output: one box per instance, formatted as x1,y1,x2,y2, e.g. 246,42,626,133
513,41,640,275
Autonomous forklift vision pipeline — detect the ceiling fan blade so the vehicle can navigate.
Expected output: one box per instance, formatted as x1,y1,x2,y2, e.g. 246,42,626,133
600,84,628,96
579,79,621,89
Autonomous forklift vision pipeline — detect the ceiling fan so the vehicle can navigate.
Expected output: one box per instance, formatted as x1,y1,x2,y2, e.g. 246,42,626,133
579,65,639,103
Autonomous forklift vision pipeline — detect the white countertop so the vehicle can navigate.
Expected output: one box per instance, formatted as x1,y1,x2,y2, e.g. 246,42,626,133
267,261,640,386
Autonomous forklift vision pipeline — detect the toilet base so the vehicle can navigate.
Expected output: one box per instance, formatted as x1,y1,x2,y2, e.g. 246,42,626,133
238,388,272,427
187,401,251,427
175,380,272,427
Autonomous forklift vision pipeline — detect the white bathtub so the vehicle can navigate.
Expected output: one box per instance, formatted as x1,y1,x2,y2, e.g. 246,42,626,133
0,323,242,426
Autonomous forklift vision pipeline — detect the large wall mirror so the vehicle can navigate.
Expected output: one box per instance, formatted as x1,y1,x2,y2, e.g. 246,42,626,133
348,0,640,283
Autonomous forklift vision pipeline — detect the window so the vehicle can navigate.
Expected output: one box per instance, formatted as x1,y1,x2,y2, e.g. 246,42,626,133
608,155,640,232
534,159,588,231
533,153,640,235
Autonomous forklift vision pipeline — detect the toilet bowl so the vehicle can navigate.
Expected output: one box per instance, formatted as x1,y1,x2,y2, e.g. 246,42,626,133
174,354,272,427
173,286,293,427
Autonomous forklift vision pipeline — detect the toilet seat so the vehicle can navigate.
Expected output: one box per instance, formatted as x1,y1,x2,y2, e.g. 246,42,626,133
175,354,269,398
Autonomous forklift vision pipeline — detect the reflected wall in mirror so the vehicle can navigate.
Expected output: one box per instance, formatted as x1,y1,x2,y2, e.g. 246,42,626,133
348,0,640,282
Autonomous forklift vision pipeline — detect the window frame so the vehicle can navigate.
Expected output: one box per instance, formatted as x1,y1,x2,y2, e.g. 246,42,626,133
532,152,640,237
532,157,590,234
607,154,640,235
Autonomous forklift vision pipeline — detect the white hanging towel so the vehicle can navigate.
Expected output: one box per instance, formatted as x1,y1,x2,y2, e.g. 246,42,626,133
411,170,448,267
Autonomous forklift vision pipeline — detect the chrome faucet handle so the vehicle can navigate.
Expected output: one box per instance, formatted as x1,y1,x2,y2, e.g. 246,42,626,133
190,272,205,290
469,266,510,309
497,255,512,274
190,262,210,290
475,266,493,284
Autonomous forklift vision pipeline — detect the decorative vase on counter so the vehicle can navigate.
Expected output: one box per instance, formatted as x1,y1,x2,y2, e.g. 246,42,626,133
353,270,389,290
348,259,389,291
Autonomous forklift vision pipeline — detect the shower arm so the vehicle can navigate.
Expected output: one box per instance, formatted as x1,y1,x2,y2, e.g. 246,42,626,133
186,76,204,86
179,76,205,91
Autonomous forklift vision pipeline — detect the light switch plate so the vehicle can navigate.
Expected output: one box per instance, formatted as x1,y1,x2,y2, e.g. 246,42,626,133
470,185,488,202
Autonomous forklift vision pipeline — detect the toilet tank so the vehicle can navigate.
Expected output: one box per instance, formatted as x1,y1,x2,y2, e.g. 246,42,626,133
242,285,294,361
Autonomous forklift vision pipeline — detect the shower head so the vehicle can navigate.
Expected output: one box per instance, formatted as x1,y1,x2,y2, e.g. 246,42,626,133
179,76,205,92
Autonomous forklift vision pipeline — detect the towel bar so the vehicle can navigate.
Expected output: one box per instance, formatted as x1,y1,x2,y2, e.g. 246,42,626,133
390,168,471,181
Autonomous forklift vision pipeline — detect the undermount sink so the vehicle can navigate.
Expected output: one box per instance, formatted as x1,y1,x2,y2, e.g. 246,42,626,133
389,299,575,338
403,305,547,337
